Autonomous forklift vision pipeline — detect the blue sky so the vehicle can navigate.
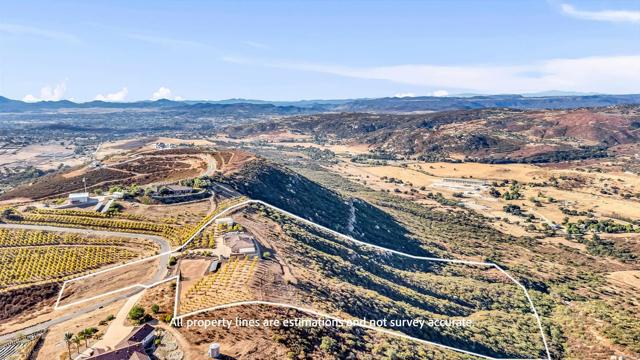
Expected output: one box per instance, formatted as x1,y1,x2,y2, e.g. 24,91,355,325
1,0,639,101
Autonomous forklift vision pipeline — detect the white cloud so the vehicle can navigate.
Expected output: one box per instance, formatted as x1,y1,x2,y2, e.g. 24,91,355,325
560,3,640,24
151,86,182,101
0,23,80,43
22,81,68,102
428,90,449,97
94,87,128,102
240,54,640,94
394,90,447,98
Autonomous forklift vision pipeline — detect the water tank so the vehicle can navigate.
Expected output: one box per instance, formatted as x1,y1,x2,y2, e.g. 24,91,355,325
209,343,221,358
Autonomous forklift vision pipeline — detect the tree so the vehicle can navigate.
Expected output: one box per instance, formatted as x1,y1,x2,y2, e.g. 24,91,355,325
129,305,146,324
169,256,177,266
77,330,88,347
72,336,81,354
319,336,337,353
151,304,160,314
64,332,73,359
83,328,97,347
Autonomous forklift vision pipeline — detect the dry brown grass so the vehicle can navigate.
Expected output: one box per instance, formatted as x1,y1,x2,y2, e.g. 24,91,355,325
57,257,161,308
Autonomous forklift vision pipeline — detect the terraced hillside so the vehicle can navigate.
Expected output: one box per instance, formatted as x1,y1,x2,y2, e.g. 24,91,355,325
0,149,210,201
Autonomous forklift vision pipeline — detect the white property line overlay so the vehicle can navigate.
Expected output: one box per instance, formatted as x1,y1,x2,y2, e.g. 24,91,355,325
55,276,179,311
53,198,552,360
175,300,545,360
54,200,252,309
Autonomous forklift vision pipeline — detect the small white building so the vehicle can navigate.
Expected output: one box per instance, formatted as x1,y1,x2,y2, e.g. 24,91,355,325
68,192,89,204
111,191,124,199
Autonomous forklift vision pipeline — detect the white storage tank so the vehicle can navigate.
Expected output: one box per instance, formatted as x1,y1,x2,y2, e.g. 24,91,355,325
209,343,221,358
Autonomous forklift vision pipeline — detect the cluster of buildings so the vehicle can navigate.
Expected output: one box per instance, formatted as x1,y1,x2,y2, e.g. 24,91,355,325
153,142,183,150
66,191,123,212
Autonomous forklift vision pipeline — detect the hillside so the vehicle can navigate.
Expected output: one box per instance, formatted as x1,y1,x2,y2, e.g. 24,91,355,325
212,158,429,255
222,106,640,163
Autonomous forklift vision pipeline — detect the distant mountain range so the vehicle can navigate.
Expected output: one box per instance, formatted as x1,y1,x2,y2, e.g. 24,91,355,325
2,93,640,113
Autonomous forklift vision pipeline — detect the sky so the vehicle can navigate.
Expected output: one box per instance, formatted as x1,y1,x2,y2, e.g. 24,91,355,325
1,0,639,102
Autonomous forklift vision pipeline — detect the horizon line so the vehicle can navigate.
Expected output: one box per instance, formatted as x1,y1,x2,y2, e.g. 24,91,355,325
4,91,640,105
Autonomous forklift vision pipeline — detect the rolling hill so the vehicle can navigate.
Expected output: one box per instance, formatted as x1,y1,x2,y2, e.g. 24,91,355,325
222,106,640,163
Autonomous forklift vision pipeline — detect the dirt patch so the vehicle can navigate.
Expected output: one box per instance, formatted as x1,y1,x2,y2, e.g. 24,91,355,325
178,305,291,360
122,201,210,227
608,271,640,291
58,257,161,307
136,281,177,323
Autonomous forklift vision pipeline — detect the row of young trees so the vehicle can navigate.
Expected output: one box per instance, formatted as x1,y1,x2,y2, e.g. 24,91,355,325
33,207,144,220
0,246,137,287
63,327,98,359
13,211,188,246
0,228,119,247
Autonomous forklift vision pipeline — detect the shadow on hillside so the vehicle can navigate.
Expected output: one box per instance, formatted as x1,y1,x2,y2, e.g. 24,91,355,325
221,159,429,256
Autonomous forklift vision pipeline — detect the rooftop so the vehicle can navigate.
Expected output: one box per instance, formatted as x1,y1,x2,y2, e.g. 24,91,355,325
165,185,192,192
116,324,155,348
85,343,147,360
223,231,256,253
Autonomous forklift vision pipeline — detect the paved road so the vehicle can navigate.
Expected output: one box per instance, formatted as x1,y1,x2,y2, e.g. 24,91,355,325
0,224,171,342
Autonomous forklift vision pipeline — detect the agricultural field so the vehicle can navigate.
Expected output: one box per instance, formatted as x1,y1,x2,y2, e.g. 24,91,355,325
179,256,260,314
0,228,152,290
0,228,145,247
185,223,217,250
0,246,138,288
2,196,249,250
3,209,190,246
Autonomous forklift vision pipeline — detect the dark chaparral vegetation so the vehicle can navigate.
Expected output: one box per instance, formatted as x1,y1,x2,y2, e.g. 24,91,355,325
232,159,639,359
